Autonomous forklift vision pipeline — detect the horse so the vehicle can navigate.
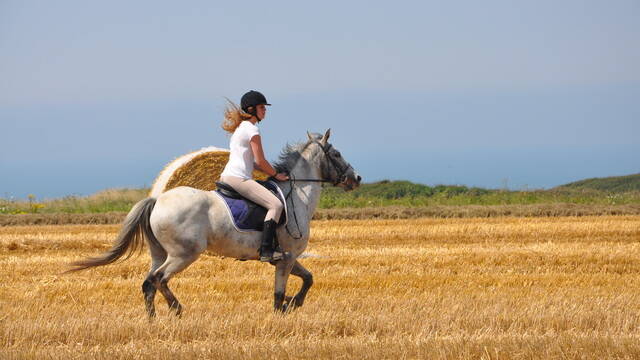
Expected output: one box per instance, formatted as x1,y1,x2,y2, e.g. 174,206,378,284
68,129,361,317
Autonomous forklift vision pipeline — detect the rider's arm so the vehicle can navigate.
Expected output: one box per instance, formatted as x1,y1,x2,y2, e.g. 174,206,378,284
250,135,286,180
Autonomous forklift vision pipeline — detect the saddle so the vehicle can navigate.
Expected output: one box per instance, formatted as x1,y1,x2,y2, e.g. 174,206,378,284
214,180,287,232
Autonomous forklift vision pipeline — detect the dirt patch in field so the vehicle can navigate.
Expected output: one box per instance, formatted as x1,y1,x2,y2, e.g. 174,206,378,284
0,212,126,226
314,203,640,220
1,204,639,226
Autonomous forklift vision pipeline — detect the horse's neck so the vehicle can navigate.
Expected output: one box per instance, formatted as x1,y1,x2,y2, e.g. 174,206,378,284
286,149,323,218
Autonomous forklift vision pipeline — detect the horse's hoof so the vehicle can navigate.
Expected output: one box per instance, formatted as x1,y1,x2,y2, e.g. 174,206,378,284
280,296,301,313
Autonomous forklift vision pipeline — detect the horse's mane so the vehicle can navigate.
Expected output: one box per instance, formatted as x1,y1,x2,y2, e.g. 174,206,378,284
273,133,322,173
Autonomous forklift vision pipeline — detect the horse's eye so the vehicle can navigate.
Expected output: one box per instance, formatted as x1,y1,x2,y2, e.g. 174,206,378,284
335,151,341,158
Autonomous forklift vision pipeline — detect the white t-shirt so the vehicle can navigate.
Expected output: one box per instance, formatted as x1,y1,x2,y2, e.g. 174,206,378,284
221,121,260,179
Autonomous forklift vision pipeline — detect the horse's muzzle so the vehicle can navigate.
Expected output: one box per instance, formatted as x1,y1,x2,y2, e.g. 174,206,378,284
340,171,361,191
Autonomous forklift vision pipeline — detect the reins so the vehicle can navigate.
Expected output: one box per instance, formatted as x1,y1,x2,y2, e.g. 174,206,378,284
278,140,353,240
281,174,327,240
286,178,326,182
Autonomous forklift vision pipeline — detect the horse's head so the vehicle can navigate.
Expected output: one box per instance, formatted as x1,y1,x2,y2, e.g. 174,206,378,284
307,129,361,191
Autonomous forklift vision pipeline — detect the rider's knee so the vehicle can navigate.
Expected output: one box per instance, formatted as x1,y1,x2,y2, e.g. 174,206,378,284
272,202,283,217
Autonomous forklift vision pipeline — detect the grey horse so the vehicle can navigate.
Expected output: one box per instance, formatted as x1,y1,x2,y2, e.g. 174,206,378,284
68,129,361,317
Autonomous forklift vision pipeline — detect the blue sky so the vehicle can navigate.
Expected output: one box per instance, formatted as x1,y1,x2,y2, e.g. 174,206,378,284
1,1,639,199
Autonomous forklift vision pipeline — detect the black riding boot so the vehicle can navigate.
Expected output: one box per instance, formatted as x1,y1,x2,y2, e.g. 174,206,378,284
259,219,283,262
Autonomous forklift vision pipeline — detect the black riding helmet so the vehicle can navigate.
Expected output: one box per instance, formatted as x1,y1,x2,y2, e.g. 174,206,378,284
241,90,271,120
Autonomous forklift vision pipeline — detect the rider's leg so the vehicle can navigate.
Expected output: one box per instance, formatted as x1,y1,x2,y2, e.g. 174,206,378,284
220,176,284,261
259,218,282,262
220,176,283,221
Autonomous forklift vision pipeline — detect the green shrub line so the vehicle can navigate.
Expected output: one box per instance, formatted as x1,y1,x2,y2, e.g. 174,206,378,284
318,181,640,208
559,173,640,192
2,180,639,215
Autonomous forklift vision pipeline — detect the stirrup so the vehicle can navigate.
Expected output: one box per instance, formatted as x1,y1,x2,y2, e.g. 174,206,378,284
260,249,284,262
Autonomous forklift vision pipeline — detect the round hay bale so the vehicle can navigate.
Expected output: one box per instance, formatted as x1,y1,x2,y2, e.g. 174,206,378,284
150,146,268,197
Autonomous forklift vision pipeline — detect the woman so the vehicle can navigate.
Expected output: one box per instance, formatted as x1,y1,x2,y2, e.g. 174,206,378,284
219,90,289,262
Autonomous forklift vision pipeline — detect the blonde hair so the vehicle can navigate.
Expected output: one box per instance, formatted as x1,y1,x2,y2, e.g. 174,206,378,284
221,98,253,134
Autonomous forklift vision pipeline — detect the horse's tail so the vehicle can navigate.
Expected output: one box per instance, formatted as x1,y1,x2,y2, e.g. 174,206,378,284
66,197,159,273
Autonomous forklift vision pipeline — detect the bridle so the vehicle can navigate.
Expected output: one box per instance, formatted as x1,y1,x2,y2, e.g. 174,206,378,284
281,140,354,239
286,140,353,185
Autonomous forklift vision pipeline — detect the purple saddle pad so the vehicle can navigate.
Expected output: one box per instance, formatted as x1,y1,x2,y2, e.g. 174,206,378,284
215,180,287,231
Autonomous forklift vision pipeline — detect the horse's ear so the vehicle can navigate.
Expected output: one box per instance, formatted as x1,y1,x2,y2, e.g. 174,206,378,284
307,131,314,141
322,128,331,145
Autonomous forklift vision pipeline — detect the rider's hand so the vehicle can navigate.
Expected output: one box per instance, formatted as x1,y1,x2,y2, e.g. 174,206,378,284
274,172,289,181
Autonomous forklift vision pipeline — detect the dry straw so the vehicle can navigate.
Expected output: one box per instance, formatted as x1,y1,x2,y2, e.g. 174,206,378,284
2,216,640,358
150,146,268,197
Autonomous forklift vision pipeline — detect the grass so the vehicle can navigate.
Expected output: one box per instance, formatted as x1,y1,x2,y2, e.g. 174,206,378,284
2,181,640,215
558,173,640,193
1,216,640,359
319,184,640,208
0,188,149,214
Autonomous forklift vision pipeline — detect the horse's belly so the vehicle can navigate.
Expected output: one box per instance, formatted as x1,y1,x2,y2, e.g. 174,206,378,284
206,232,261,260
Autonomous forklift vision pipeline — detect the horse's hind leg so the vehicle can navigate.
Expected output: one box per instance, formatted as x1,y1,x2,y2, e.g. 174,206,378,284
142,242,167,318
288,260,313,309
152,253,201,316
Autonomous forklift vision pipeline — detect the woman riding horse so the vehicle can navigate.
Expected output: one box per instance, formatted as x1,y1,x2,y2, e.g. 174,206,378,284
67,97,361,316
220,90,289,262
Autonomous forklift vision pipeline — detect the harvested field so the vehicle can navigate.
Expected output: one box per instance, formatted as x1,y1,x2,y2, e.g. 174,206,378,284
2,203,640,226
1,216,640,359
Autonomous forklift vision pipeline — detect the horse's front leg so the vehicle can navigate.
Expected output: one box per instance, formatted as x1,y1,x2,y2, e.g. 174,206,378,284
288,260,313,309
273,253,296,312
